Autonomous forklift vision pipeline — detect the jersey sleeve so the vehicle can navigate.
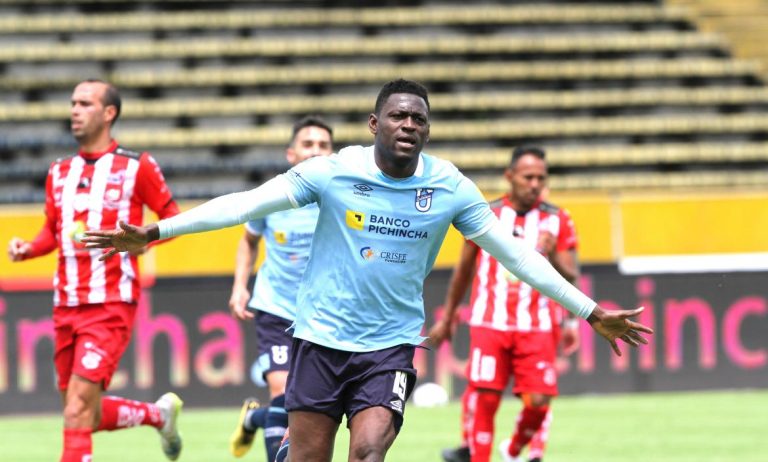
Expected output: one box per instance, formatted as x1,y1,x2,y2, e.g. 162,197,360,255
245,218,266,236
134,153,177,217
451,174,495,240
556,208,578,252
27,162,59,257
281,155,335,208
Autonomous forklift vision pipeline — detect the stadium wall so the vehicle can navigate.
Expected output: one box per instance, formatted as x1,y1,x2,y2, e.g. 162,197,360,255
0,266,765,414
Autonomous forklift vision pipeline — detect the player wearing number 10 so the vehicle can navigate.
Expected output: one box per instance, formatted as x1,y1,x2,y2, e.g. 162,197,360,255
83,79,653,462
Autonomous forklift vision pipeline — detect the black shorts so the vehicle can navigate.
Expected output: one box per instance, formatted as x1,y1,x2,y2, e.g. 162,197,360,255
250,311,294,386
285,339,416,433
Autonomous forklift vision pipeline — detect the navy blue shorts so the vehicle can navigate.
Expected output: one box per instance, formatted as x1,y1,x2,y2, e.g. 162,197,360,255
285,339,416,433
250,311,293,386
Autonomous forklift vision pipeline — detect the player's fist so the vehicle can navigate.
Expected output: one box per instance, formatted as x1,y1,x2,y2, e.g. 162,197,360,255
7,237,31,262
535,231,556,256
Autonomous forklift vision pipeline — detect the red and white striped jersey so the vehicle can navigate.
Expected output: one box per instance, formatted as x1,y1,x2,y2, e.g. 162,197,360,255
468,196,578,332
41,140,177,307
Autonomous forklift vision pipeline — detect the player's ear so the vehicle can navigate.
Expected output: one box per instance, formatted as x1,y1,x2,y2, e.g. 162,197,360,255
504,166,514,184
286,147,296,164
104,104,118,125
368,113,378,136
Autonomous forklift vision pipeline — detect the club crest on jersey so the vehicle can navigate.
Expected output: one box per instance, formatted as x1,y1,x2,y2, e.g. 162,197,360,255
415,188,434,212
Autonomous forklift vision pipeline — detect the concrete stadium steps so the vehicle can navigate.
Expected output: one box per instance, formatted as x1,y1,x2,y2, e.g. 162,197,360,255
1,0,767,199
5,141,768,181
8,114,768,151
0,58,759,91
5,87,768,121
668,0,768,80
0,4,687,34
70,114,768,147
0,31,725,63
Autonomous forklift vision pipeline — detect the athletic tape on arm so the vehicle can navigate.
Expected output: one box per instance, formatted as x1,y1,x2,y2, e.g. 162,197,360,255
472,222,596,319
158,176,294,240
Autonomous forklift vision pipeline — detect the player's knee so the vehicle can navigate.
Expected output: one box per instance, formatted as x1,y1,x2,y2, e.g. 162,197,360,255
476,389,502,411
63,394,96,428
349,440,388,462
521,392,552,409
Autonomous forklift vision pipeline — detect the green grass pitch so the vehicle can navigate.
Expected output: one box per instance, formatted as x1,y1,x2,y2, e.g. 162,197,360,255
1,390,766,461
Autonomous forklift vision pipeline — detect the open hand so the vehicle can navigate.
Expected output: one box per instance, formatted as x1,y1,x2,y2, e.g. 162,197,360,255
587,306,653,356
229,286,254,321
82,221,152,261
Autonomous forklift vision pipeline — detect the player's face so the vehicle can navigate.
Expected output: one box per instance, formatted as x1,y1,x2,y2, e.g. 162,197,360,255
506,154,548,210
369,93,430,173
70,82,114,145
286,125,333,165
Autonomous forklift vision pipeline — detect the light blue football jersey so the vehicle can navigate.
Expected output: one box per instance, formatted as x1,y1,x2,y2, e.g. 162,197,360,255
283,145,495,352
245,203,319,321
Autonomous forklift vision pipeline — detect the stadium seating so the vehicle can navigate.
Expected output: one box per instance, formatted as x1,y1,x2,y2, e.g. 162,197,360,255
5,87,768,121
1,0,768,201
0,32,726,63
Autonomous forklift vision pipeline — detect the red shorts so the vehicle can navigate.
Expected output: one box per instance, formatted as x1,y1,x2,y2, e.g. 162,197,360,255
466,326,558,396
53,302,136,391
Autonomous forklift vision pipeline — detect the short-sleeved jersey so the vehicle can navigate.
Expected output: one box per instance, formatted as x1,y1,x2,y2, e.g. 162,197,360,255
283,145,495,352
46,140,175,307
468,196,578,332
245,203,319,321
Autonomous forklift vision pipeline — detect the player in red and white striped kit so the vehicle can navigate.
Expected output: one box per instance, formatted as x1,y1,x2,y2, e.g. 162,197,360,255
7,80,183,462
431,146,580,462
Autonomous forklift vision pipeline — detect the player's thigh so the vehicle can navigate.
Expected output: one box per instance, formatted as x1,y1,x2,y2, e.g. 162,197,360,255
266,370,289,398
466,326,512,391
348,406,398,462
284,339,347,422
70,302,135,390
345,367,416,439
252,311,293,389
53,306,77,392
288,410,339,462
510,331,558,396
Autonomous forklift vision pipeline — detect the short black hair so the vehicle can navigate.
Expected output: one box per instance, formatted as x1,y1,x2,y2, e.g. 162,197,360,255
83,78,122,125
374,78,430,115
288,115,333,146
290,115,334,146
510,145,546,167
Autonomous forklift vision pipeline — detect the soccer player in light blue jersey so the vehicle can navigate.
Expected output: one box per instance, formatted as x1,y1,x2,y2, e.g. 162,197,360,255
228,116,334,461
84,79,653,462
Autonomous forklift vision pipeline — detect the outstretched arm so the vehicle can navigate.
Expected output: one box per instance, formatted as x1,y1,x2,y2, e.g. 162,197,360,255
472,222,652,356
83,176,294,260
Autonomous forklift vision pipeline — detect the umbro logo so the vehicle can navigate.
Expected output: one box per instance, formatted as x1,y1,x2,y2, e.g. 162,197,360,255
389,399,403,413
353,183,373,197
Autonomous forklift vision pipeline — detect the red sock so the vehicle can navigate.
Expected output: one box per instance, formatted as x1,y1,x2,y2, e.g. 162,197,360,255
96,395,163,432
527,408,553,460
459,385,476,446
61,428,92,462
468,391,501,462
507,405,549,457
